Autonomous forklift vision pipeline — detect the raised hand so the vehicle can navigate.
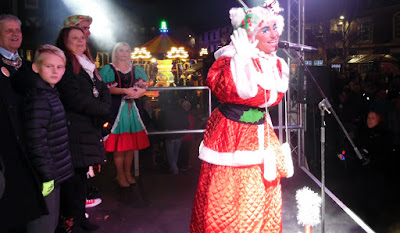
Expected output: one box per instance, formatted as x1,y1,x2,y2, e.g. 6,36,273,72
230,28,259,58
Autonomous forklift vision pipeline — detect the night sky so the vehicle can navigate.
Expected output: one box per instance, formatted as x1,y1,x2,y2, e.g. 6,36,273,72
123,0,245,32
12,0,365,52
126,0,348,31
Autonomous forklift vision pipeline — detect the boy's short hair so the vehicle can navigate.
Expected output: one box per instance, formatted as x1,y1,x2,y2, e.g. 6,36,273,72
34,44,66,65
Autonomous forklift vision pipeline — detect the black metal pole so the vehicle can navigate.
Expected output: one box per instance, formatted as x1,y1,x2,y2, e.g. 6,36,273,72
321,106,325,233
318,98,331,233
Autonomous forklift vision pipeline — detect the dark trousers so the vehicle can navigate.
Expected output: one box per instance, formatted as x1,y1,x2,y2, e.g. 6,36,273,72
165,138,182,174
60,167,88,224
27,186,60,233
178,140,191,169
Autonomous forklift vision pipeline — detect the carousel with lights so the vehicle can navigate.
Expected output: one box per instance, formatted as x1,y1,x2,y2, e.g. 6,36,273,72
130,21,206,88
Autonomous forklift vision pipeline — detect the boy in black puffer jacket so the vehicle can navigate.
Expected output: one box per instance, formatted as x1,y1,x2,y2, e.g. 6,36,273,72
24,44,74,233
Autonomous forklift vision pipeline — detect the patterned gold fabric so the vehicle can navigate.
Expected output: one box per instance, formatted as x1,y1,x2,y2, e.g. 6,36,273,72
190,162,282,233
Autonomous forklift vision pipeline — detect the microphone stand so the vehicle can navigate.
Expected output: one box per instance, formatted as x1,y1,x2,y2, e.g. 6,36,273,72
286,49,369,233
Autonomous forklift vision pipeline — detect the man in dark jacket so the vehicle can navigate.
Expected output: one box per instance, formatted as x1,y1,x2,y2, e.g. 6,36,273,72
158,94,189,174
0,14,47,232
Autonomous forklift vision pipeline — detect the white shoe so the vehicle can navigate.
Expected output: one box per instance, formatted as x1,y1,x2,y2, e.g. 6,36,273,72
86,198,102,208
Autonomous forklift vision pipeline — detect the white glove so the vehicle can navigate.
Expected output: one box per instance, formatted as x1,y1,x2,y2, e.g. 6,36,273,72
230,28,259,59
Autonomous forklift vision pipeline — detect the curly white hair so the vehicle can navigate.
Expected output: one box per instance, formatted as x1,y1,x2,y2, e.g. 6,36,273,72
229,4,284,37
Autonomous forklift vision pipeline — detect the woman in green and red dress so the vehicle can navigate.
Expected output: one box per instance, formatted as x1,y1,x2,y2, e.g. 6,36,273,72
100,42,149,187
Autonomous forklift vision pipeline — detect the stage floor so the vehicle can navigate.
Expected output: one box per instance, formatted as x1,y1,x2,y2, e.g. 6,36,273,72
86,154,375,233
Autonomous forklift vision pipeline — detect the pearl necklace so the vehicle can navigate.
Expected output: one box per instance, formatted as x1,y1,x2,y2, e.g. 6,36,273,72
257,49,275,60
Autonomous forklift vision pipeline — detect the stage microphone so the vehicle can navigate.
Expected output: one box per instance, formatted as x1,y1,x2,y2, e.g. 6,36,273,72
278,41,317,51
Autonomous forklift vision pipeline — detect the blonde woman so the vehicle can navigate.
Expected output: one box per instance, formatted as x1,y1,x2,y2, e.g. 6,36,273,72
100,42,149,187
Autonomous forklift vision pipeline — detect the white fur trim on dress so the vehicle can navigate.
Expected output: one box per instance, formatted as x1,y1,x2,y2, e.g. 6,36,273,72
198,140,294,180
276,57,290,93
214,44,236,60
280,142,294,177
199,141,265,166
264,147,277,181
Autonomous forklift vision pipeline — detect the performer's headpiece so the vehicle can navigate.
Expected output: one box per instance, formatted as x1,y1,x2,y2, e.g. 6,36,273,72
230,0,284,37
63,15,92,27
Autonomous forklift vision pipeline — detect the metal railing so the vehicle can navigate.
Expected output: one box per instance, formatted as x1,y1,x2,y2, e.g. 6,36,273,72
134,86,303,176
134,86,211,176
146,86,211,135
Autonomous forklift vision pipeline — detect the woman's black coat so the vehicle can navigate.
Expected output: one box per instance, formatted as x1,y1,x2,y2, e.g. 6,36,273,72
56,61,111,168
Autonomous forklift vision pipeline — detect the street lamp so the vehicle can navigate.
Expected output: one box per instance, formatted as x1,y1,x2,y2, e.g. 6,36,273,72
337,15,345,36
337,15,346,73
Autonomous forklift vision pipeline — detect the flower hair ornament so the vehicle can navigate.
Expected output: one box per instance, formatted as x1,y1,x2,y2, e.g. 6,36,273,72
231,0,284,36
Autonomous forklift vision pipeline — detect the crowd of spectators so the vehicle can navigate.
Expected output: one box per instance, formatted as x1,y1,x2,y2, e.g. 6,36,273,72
325,69,400,231
333,71,400,162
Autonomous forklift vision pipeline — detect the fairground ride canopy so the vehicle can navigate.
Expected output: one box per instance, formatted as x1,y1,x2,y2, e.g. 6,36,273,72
140,34,196,59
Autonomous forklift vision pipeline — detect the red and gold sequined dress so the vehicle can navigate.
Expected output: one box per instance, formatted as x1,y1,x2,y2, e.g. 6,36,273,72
190,45,294,233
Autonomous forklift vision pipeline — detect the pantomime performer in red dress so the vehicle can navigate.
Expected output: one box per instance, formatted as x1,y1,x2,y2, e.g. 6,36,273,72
190,0,294,232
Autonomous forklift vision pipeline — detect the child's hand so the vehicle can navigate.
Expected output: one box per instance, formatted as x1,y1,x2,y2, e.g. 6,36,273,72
42,180,54,197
